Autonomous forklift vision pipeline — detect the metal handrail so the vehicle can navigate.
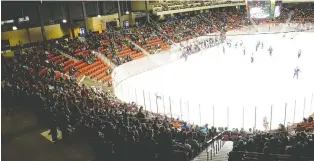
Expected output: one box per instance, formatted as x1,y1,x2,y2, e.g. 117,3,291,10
206,130,226,144
205,130,226,160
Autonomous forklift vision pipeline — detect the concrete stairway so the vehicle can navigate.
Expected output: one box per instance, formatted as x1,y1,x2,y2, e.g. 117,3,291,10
93,50,117,69
125,37,150,56
193,141,233,161
286,10,295,24
60,52,79,62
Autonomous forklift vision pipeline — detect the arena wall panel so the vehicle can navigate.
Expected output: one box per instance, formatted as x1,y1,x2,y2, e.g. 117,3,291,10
44,24,64,40
1,29,30,46
29,27,44,43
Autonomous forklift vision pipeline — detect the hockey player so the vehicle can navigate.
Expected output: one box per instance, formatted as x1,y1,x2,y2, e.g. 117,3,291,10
240,40,243,47
298,49,302,59
235,42,238,48
251,56,254,63
256,41,260,52
282,34,286,39
184,53,188,61
268,46,273,56
261,42,264,49
243,48,246,56
293,67,300,79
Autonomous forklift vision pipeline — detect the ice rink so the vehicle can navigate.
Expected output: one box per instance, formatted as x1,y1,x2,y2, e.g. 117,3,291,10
117,32,314,130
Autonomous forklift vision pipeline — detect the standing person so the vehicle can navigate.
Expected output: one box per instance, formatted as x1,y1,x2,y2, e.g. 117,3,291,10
49,120,58,143
268,46,273,56
293,67,300,79
269,25,271,32
298,49,302,59
251,56,254,63
243,48,246,56
59,115,69,143
256,41,260,52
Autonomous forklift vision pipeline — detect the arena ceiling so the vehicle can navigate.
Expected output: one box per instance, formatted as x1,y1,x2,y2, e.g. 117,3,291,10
1,1,130,31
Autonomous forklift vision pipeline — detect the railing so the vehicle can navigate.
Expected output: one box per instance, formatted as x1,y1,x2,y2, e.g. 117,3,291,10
206,131,226,160
114,85,314,131
228,151,314,161
112,23,314,130
152,1,246,15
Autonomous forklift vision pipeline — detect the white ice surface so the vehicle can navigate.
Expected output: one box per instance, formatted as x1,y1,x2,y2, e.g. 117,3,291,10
117,32,314,130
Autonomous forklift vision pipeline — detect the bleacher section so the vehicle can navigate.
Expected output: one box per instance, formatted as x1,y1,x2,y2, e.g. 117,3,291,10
129,26,170,54
96,32,145,65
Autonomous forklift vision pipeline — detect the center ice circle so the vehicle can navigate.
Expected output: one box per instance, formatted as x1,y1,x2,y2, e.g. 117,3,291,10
118,32,314,130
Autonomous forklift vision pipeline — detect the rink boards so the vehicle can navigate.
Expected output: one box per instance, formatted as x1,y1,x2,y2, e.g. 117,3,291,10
112,23,314,130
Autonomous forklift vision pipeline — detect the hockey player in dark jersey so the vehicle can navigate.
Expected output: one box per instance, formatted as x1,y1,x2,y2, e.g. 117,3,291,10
298,49,302,59
268,46,273,56
251,56,254,63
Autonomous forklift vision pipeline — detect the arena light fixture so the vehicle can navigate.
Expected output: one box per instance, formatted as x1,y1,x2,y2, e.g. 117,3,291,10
62,19,67,23
12,26,17,30
125,1,129,15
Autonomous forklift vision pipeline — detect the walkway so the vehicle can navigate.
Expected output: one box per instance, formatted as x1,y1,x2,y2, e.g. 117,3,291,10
2,107,94,161
55,49,79,62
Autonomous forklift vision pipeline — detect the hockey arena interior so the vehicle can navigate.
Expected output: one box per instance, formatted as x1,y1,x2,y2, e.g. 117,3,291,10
1,1,314,161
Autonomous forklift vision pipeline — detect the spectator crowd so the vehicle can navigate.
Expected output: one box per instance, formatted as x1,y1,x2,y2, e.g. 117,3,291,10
228,118,314,161
2,3,314,161
2,45,224,161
